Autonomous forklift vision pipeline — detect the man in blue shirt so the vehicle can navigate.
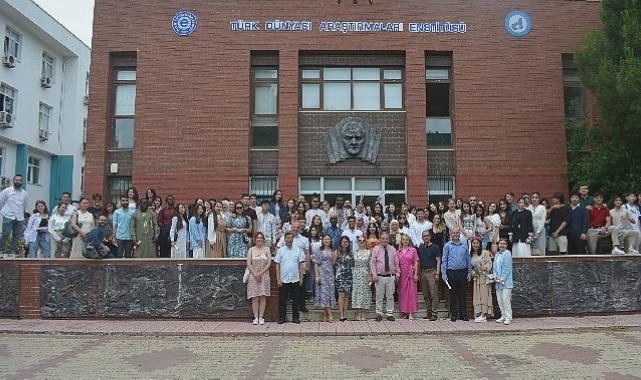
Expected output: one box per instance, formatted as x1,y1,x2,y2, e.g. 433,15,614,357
324,213,343,250
275,232,305,324
112,195,135,258
441,228,472,321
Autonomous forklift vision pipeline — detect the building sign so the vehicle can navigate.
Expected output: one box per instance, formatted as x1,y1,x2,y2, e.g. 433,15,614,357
504,10,532,37
172,10,198,36
229,20,467,34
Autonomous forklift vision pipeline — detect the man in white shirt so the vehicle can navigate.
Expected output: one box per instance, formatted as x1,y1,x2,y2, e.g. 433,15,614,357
51,192,77,218
276,219,311,312
409,208,432,247
341,215,363,252
257,200,276,247
0,175,28,256
624,193,641,251
305,196,325,228
611,196,640,254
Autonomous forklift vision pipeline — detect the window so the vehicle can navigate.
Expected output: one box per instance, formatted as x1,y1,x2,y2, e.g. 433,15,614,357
426,55,453,149
112,68,136,149
108,176,132,203
27,157,41,185
38,103,52,140
250,176,278,204
428,175,455,204
0,147,4,176
251,68,278,148
562,56,586,119
41,52,55,79
0,83,16,114
299,177,406,207
3,27,21,58
300,67,403,111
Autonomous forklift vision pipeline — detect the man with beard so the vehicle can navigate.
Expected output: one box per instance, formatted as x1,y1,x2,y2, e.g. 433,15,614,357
0,175,28,257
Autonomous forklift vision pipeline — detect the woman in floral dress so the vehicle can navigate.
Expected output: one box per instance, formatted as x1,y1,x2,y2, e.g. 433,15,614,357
335,236,354,321
247,232,271,325
314,235,336,322
226,202,252,258
351,236,372,321
397,234,420,320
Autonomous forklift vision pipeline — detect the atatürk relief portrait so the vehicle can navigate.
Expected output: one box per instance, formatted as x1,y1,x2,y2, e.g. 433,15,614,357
324,117,381,165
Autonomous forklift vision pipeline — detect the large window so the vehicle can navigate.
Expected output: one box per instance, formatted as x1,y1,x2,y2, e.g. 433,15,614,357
300,67,403,111
563,59,586,119
428,175,455,204
38,103,52,141
27,157,41,185
3,27,21,58
251,68,278,148
426,57,453,149
250,176,278,204
299,177,406,207
108,176,132,203
0,83,16,115
112,68,136,149
41,52,55,80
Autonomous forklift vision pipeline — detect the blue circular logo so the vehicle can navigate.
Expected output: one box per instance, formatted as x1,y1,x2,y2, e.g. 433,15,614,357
172,11,198,36
504,10,532,37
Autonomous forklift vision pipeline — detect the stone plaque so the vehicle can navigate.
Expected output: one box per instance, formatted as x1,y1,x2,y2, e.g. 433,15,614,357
324,117,381,165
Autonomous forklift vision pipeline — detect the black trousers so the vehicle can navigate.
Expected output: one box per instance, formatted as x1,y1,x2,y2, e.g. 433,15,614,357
158,225,171,258
279,282,301,321
116,239,133,258
568,234,587,255
447,268,467,319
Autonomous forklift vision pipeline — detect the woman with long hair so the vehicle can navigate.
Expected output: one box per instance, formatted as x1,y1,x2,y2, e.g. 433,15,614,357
48,203,70,258
247,232,271,325
189,203,207,259
269,189,286,224
510,197,534,257
351,236,372,321
144,188,157,204
486,202,501,245
470,237,494,322
335,236,354,321
431,213,447,250
314,234,337,322
397,234,419,320
131,199,159,258
461,202,475,246
366,222,380,249
70,197,94,259
283,198,297,225
498,198,512,247
170,203,188,258
493,238,514,325
226,202,252,258
24,200,50,258
208,201,227,258
126,186,140,211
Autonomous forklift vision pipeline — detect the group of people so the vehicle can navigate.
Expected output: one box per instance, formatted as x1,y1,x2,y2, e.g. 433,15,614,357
1,175,639,324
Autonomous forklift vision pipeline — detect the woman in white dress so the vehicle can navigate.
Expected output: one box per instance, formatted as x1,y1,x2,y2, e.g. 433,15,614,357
170,203,188,259
48,203,70,257
70,197,95,259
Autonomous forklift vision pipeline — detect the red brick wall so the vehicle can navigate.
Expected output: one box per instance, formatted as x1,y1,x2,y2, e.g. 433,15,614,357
86,0,601,204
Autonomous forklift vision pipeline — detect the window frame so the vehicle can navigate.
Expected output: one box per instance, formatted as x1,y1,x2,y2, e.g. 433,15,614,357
426,65,454,151
38,102,52,140
299,67,405,111
251,66,279,150
41,51,55,80
27,156,41,185
111,67,137,150
3,26,21,59
563,68,587,120
299,176,407,206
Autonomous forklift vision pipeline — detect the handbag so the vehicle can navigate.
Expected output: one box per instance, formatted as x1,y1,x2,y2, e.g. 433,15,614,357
243,268,250,283
62,213,81,239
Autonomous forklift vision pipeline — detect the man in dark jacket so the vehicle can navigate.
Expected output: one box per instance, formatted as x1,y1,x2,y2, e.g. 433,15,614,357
567,192,589,255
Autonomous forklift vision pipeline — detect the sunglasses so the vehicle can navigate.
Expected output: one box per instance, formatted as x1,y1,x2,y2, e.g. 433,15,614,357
235,206,243,210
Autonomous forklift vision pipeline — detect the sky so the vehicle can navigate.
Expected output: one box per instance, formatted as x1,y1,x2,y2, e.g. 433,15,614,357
32,0,95,46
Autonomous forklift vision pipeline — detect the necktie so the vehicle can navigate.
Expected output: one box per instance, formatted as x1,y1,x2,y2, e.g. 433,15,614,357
384,246,389,273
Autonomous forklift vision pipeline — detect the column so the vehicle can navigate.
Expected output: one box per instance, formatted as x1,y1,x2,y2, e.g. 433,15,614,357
15,144,28,190
277,50,299,197
49,155,74,207
405,50,428,205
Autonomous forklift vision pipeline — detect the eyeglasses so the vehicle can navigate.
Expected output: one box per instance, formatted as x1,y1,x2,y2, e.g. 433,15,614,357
235,206,243,210
358,240,366,243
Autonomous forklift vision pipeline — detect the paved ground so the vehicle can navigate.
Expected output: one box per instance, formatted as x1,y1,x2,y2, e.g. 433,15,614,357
0,313,640,336
1,328,640,379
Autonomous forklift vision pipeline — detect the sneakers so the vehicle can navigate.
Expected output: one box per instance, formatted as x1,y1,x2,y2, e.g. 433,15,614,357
503,319,512,325
375,315,383,322
474,315,487,323
259,318,265,325
612,247,625,255
386,315,395,321
629,249,640,255
496,317,505,323
252,318,259,325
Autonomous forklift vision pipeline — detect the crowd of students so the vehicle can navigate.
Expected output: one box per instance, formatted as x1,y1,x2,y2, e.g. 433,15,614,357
1,174,640,324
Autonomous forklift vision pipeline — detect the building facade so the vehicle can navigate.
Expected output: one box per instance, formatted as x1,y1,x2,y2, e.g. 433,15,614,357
0,0,89,209
85,0,600,205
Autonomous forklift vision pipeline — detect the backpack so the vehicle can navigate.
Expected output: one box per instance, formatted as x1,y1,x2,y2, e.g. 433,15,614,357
62,212,81,238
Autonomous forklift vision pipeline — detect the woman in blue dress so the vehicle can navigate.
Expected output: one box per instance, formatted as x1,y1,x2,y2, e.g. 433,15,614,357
314,234,337,322
226,202,252,258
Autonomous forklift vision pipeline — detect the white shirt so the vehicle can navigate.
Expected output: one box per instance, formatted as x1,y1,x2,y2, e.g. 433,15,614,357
277,233,310,255
409,220,433,247
611,207,635,231
624,204,640,232
52,203,77,218
0,186,28,221
341,227,363,251
48,213,69,241
528,204,547,235
257,211,276,243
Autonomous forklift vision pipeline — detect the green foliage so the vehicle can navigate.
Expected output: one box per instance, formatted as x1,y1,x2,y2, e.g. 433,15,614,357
569,0,641,197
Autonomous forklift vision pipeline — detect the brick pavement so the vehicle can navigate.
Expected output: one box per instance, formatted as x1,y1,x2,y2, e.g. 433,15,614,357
0,313,640,337
0,330,640,379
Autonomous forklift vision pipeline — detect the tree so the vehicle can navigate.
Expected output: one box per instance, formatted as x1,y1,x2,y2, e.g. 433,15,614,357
569,0,641,198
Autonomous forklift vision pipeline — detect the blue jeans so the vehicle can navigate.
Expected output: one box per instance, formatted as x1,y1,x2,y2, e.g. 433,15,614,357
1,217,23,255
28,234,51,258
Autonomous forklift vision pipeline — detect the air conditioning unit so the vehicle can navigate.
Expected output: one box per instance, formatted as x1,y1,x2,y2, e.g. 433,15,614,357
0,111,13,128
38,129,49,141
3,54,16,68
41,76,53,88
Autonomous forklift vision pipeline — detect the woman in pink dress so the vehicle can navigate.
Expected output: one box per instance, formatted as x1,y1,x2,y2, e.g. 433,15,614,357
397,234,420,320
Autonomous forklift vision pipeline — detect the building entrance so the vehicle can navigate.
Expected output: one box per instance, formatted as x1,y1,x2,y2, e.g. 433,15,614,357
300,177,406,208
